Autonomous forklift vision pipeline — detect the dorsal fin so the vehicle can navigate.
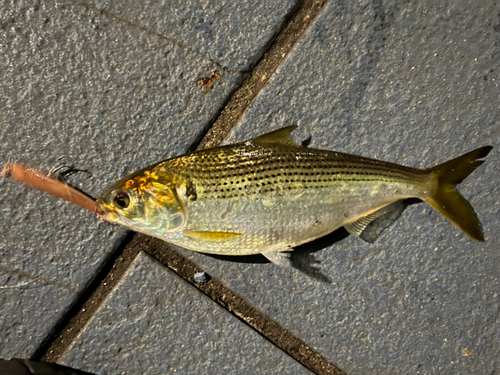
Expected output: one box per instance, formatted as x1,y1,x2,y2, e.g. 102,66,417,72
252,126,300,147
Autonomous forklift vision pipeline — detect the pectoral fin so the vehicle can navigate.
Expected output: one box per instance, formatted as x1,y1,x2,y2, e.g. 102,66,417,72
262,251,292,268
345,200,408,243
182,230,243,242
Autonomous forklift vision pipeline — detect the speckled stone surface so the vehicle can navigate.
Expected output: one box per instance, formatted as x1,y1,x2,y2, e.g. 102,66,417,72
175,1,500,374
58,252,314,375
0,0,297,358
93,0,299,71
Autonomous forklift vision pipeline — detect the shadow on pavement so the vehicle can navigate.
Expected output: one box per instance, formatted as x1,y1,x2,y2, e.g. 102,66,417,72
204,199,425,283
0,358,95,375
204,227,351,284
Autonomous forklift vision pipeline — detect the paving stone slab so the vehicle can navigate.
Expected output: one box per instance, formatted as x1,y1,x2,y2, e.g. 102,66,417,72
0,0,295,358
174,1,500,374
93,0,299,71
58,251,313,375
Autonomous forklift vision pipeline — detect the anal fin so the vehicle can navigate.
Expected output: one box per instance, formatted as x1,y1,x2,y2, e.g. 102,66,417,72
262,251,292,268
345,200,408,243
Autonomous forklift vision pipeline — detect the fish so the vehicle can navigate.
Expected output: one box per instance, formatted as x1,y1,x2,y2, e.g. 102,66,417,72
96,126,492,267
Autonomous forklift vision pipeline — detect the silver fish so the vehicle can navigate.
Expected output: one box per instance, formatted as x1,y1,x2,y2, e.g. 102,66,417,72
97,126,492,267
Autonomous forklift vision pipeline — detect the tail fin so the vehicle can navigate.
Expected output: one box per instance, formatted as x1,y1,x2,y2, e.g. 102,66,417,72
423,146,492,241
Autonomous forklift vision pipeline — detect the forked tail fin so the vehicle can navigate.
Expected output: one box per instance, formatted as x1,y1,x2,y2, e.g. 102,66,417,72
423,146,492,241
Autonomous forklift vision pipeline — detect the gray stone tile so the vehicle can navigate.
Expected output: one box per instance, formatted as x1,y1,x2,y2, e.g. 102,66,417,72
175,1,500,374
93,0,299,71
0,277,73,359
58,251,313,375
0,0,294,357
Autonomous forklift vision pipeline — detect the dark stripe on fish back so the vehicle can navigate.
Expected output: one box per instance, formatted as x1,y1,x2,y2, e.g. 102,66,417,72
159,143,426,199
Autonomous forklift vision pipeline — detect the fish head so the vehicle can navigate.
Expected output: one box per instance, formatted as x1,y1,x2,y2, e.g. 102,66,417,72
97,170,187,237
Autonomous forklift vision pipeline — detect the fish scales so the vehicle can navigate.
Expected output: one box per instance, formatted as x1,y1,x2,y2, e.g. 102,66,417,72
132,142,429,255
96,126,491,264
159,144,428,201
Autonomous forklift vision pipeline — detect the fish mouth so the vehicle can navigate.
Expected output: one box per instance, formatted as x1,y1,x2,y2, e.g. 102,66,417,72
95,197,134,226
95,198,115,222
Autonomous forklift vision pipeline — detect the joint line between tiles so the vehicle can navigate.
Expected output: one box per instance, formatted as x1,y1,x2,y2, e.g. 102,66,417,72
34,1,337,374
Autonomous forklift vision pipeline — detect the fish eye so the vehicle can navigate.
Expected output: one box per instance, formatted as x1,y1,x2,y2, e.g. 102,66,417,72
113,191,130,209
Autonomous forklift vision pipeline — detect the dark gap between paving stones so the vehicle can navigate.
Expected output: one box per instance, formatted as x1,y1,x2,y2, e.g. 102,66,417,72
34,1,347,374
33,232,137,362
40,232,346,375
195,0,328,151
137,236,347,375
